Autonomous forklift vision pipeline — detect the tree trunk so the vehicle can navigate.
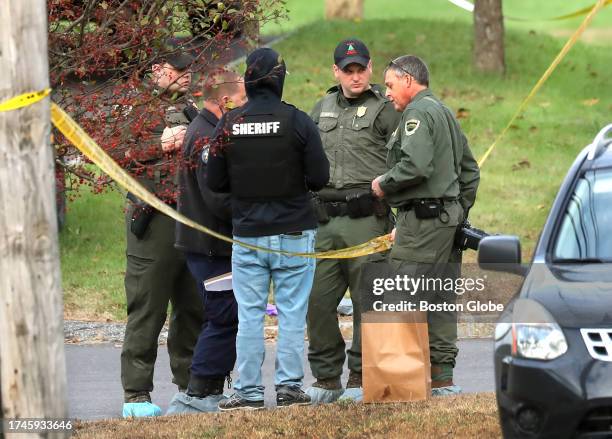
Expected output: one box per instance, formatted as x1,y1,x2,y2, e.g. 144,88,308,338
473,0,505,74
325,0,364,20
0,0,68,435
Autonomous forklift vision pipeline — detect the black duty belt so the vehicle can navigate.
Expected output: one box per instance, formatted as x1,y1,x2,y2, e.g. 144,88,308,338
324,201,350,217
398,197,458,212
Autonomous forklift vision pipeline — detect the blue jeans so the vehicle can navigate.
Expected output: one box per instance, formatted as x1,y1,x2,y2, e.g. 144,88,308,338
231,230,316,401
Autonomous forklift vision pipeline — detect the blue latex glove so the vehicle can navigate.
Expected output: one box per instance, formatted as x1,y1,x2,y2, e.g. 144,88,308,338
122,401,162,418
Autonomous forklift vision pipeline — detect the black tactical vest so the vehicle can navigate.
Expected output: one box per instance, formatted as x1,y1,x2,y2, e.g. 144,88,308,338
224,103,307,201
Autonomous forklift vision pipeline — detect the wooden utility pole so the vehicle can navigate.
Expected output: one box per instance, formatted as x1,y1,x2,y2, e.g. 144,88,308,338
0,0,68,436
473,0,506,74
325,0,364,20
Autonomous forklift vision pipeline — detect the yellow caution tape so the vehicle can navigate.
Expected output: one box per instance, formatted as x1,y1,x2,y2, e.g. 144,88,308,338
0,88,51,112
477,0,606,167
6,0,606,256
549,0,612,21
49,103,392,259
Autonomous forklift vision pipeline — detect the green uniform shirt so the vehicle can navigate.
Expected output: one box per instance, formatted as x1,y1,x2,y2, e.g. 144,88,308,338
379,89,480,212
311,85,400,196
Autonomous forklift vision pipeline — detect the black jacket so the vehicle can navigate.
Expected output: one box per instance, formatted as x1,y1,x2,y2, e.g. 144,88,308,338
175,108,232,257
206,48,330,237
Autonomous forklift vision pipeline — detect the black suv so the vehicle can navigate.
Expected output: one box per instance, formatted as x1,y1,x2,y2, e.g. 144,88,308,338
478,124,612,439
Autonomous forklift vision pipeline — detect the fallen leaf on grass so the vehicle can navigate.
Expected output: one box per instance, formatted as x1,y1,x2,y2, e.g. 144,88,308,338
512,159,531,171
537,204,545,210
456,108,470,119
582,98,599,106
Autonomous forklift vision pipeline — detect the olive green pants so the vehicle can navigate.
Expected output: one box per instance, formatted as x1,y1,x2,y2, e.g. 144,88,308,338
121,205,203,401
307,215,391,381
389,201,463,380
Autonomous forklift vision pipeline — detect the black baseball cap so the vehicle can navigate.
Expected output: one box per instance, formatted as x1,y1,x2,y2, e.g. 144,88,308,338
160,38,194,70
334,39,370,69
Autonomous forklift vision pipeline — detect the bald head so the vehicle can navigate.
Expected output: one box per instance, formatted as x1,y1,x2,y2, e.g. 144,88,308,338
204,71,243,101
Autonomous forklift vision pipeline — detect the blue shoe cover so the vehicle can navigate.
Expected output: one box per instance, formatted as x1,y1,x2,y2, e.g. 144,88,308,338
431,385,463,396
122,401,162,418
306,386,345,404
338,387,363,403
165,392,226,415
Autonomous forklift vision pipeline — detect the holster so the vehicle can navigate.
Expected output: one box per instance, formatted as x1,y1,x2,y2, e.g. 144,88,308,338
127,192,155,239
346,192,375,219
413,199,443,220
311,194,330,224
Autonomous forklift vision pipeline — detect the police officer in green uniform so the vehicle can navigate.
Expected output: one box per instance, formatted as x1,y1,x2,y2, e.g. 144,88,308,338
306,39,400,403
372,55,480,395
121,46,203,417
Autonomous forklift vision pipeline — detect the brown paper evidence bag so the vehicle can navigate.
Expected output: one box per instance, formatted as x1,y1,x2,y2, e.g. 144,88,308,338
362,311,431,403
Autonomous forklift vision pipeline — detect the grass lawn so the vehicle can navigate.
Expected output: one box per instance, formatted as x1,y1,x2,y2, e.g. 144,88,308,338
261,0,612,38
60,12,611,320
60,186,126,321
74,393,499,438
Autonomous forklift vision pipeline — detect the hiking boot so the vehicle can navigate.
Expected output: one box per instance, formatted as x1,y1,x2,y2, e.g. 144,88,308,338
431,379,454,388
218,393,264,411
187,376,225,398
124,390,151,403
312,376,342,390
276,386,311,407
346,371,362,389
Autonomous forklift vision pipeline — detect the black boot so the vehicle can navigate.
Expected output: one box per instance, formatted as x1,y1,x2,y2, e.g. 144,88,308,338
186,375,225,398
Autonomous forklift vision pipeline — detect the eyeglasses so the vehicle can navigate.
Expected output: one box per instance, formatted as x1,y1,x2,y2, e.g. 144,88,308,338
388,58,414,87
389,58,412,77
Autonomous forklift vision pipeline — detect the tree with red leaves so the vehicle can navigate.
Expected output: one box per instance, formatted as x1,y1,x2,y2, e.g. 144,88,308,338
48,0,286,197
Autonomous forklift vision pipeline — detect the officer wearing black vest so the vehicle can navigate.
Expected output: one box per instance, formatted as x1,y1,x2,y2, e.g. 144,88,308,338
207,48,329,410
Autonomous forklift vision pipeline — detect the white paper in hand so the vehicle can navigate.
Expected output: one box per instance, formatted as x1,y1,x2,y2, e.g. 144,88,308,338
204,272,233,292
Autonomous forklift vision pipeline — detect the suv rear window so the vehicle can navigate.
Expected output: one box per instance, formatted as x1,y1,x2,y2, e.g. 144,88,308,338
553,168,612,262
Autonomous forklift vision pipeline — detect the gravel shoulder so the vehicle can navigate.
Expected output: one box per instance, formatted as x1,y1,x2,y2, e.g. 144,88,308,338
64,315,493,345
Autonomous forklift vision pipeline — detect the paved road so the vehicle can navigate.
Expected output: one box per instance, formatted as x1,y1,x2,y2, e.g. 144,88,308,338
66,339,494,420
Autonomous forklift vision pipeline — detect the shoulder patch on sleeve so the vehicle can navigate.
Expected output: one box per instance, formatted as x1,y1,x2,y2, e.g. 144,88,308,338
404,119,420,136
